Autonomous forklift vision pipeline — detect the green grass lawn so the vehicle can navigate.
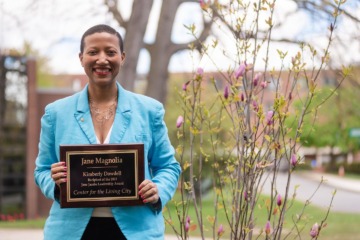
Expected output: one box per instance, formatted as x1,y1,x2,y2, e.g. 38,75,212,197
0,194,359,240
341,172,360,180
320,170,360,181
163,192,360,240
0,218,45,229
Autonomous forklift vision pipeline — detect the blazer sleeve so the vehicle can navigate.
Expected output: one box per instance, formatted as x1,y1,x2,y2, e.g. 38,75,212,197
34,105,58,201
149,104,181,209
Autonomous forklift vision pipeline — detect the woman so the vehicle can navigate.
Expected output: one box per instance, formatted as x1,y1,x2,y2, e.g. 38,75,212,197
34,24,181,240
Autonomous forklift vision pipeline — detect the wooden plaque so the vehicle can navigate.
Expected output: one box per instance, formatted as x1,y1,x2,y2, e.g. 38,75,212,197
59,144,144,208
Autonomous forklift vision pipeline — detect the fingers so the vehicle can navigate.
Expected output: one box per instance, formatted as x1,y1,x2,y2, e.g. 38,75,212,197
138,180,159,204
51,162,67,187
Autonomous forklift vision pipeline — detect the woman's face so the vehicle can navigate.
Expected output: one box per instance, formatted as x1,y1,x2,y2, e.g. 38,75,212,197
79,32,125,87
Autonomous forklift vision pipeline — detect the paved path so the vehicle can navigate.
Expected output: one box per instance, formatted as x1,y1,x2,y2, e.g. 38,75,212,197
0,229,43,240
261,171,360,213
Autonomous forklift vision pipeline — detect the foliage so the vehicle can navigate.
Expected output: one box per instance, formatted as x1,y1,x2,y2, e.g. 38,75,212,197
165,1,349,239
287,85,360,151
5,41,54,87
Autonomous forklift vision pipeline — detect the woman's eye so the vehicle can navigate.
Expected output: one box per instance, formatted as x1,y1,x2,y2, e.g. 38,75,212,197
88,51,97,55
107,51,116,56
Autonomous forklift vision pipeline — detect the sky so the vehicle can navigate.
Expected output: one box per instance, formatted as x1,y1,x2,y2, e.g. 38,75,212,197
0,0,359,75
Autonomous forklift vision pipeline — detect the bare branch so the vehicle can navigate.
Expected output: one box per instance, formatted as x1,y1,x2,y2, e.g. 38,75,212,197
295,0,360,23
167,18,213,55
194,18,213,52
104,0,127,28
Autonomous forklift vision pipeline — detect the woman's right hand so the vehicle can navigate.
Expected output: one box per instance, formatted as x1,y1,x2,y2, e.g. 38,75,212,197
51,162,67,186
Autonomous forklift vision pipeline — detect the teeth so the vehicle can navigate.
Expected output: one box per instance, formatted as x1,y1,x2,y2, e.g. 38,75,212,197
95,69,110,73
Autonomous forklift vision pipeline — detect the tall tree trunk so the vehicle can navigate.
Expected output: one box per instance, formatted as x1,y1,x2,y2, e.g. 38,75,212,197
145,0,182,103
118,0,154,91
106,0,212,103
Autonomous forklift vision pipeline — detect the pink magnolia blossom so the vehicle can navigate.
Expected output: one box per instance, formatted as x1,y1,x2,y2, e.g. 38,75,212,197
235,62,246,79
252,100,259,112
197,67,204,76
265,221,271,235
260,81,267,88
185,221,190,232
217,224,225,237
176,116,184,128
266,111,274,125
240,92,245,102
310,222,319,238
277,194,282,206
185,216,191,232
244,191,248,201
182,81,190,91
224,85,229,99
253,73,261,86
288,92,293,101
291,154,297,167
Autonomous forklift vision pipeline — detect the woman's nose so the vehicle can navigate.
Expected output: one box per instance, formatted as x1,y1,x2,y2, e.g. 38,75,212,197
96,53,108,64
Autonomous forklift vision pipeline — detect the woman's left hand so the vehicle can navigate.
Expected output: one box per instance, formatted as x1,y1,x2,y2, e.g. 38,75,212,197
139,180,159,204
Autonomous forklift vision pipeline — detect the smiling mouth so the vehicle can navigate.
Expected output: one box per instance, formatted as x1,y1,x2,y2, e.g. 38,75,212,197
93,68,111,75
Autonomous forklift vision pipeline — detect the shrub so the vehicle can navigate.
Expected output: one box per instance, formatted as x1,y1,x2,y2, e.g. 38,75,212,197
165,1,349,239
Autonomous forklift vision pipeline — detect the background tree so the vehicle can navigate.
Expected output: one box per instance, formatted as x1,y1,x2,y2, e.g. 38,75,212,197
164,1,352,239
0,42,53,126
103,0,360,104
105,0,154,93
2,0,359,103
289,81,360,170
104,0,212,103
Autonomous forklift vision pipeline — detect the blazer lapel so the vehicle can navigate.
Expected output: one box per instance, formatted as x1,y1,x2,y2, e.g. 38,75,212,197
110,83,132,143
74,85,97,144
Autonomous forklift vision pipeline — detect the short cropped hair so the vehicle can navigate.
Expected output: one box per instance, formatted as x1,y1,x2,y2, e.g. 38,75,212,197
80,24,124,53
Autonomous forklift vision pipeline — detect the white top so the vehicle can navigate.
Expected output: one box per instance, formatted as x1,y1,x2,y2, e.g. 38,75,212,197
92,125,114,218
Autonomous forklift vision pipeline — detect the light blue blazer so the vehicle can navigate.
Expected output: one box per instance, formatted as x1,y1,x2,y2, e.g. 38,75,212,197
34,82,181,240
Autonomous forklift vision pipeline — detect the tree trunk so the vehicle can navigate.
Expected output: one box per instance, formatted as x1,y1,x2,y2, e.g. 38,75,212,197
145,0,182,103
106,0,211,103
118,0,154,91
146,55,171,103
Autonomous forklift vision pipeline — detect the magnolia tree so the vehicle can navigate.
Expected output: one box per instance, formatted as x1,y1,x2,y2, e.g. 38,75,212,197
164,0,350,239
